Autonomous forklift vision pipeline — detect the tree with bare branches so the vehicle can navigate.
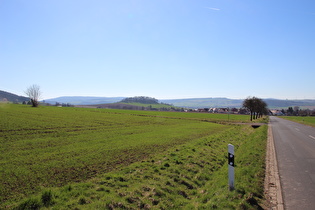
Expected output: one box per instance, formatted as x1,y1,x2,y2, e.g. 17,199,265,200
243,96,268,121
25,84,41,107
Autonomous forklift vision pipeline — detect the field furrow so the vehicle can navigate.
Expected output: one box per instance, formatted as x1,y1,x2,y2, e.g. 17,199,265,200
0,105,268,209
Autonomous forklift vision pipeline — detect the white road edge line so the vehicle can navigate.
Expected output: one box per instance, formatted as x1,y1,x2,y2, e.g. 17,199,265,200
309,135,315,140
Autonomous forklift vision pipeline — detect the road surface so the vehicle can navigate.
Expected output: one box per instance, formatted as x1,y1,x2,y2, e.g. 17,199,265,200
270,116,315,209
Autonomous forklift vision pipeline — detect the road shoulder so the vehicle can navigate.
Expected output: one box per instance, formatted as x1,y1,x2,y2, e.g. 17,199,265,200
264,123,284,209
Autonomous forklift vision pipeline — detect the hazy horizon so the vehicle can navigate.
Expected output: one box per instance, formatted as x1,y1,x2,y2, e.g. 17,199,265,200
43,95,315,101
2,89,314,101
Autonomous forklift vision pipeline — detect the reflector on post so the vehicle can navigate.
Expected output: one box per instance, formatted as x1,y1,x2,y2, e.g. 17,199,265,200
228,144,235,191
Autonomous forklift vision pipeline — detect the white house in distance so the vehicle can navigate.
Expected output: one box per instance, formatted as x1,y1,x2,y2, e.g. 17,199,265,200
270,109,284,116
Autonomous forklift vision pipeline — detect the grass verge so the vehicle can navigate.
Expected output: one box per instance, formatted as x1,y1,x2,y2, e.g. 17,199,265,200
280,116,315,127
12,125,267,209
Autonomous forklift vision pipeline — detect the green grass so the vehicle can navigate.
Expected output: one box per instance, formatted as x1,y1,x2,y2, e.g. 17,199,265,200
14,125,267,209
280,116,315,127
97,108,255,123
0,105,226,206
0,104,268,209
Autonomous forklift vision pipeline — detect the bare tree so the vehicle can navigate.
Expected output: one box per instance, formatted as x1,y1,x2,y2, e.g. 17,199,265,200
25,84,41,107
243,96,256,121
243,96,268,121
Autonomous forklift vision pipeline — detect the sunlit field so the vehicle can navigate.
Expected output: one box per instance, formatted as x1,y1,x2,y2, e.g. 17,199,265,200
1,104,267,209
280,116,315,127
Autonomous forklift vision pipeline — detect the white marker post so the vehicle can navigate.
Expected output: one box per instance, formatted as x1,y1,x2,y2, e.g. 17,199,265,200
228,144,235,191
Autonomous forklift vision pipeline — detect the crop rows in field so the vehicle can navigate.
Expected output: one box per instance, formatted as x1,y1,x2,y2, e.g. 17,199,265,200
14,125,268,209
1,105,268,209
99,108,252,123
1,105,229,206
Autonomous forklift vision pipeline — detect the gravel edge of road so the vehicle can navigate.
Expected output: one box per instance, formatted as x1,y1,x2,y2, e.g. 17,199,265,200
264,123,284,210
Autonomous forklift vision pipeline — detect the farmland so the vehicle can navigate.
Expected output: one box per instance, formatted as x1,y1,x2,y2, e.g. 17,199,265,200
280,116,315,127
0,104,268,209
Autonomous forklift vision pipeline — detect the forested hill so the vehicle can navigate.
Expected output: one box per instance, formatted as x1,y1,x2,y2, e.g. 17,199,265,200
120,96,159,104
0,90,29,103
263,99,315,109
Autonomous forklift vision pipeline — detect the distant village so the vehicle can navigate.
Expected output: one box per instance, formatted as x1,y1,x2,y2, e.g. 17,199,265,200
193,106,315,117
269,106,315,116
190,107,248,115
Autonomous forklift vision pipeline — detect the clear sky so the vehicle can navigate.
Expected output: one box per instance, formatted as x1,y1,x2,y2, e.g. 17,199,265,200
1,0,315,100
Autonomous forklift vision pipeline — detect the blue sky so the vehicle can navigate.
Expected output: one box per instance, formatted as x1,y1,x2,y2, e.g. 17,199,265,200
1,0,315,100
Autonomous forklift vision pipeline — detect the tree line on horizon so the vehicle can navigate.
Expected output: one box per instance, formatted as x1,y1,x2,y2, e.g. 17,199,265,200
279,106,315,116
120,96,172,107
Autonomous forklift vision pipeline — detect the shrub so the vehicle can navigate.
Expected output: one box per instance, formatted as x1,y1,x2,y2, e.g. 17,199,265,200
16,198,41,210
41,190,54,206
78,197,87,205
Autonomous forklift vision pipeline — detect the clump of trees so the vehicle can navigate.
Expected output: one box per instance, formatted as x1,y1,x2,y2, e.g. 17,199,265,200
243,96,268,121
24,84,41,107
281,106,315,116
120,96,159,104
55,102,73,107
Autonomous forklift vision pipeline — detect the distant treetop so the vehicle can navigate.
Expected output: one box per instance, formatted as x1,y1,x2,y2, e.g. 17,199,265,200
120,96,159,104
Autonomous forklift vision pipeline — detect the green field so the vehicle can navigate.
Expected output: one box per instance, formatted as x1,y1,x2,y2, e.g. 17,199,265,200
280,116,315,127
1,104,268,209
97,108,259,123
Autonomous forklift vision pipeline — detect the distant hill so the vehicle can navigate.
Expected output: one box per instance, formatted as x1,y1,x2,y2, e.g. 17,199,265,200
21,94,315,109
0,90,29,103
160,98,315,109
101,96,177,111
263,99,315,109
120,96,159,104
44,96,124,105
77,103,145,110
160,98,243,108
79,102,177,111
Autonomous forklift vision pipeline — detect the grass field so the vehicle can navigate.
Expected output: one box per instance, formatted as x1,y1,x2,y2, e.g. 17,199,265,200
0,104,267,209
280,116,315,127
97,108,260,123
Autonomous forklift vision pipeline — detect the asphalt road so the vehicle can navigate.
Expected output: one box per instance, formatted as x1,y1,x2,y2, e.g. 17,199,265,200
270,116,315,210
